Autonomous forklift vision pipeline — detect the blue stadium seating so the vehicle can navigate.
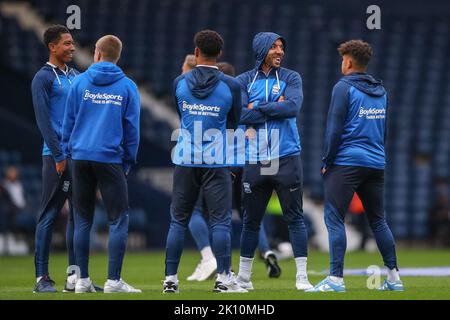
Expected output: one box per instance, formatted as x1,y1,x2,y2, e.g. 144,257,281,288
1,0,450,240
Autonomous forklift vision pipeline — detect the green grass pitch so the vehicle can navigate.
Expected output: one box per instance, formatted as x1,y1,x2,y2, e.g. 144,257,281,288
1,249,450,300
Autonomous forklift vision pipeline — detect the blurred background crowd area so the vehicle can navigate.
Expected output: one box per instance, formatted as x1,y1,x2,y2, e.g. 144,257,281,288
0,0,449,255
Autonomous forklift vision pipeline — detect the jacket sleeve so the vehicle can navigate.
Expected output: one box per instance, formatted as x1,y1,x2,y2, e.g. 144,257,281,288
173,75,183,119
31,72,65,162
384,94,389,145
122,84,141,165
256,71,303,119
224,78,242,130
321,81,350,168
236,74,267,125
61,83,78,158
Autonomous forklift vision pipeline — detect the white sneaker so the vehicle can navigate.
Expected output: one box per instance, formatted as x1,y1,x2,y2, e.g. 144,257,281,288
63,273,77,292
296,274,314,290
213,272,248,293
104,279,142,293
236,274,254,290
187,258,217,281
75,278,96,293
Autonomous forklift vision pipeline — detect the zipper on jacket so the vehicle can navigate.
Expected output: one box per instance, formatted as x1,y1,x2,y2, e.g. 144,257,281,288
265,77,271,161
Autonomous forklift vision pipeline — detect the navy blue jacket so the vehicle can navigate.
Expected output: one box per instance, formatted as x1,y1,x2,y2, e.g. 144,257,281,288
236,32,303,162
322,72,387,169
62,62,140,168
172,65,241,167
31,63,79,162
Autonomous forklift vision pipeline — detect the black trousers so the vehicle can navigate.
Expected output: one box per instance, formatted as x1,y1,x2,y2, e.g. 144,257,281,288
37,156,72,222
242,155,303,230
34,156,74,277
230,166,243,216
323,165,385,226
193,166,243,219
323,165,398,276
71,160,128,222
171,166,232,226
71,160,129,279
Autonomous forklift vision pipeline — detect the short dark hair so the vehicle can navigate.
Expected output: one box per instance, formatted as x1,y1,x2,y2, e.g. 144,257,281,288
194,30,224,58
337,40,373,67
43,25,70,49
217,62,235,77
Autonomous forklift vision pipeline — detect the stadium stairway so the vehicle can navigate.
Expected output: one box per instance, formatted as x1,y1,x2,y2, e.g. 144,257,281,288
0,1,179,150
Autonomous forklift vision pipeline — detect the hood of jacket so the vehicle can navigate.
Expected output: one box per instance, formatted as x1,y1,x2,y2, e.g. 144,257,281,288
86,61,125,86
252,32,286,70
185,66,222,99
340,72,386,97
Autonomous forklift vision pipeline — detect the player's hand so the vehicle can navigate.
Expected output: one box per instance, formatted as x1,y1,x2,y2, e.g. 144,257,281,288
278,96,285,102
123,163,131,177
321,167,327,175
248,102,254,109
245,127,257,139
55,159,67,176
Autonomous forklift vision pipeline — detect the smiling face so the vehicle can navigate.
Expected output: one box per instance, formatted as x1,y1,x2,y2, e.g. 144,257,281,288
264,39,285,69
49,33,75,64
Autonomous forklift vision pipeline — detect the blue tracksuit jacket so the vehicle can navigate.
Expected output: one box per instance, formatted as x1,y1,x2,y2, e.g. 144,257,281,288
236,32,303,162
322,72,388,169
31,62,79,162
172,65,241,167
62,61,140,168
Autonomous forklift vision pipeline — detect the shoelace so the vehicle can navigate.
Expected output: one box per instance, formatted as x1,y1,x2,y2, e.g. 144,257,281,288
164,281,177,290
296,274,309,281
42,276,55,286
193,263,204,275
118,280,129,289
220,273,240,286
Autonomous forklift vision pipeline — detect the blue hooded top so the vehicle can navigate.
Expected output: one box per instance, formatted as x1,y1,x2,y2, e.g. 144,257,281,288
62,61,140,168
322,72,388,169
172,65,241,167
31,63,79,162
236,32,303,162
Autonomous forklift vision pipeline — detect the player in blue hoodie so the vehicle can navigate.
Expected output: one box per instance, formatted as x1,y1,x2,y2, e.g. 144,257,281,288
235,32,313,291
163,30,246,293
182,60,280,282
62,35,141,293
31,25,80,293
307,40,403,292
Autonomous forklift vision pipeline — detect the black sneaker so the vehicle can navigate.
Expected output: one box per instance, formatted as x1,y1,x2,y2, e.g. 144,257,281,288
33,275,57,293
264,251,281,278
93,284,104,292
163,280,179,293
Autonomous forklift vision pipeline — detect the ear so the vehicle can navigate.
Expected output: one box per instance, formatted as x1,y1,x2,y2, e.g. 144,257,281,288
94,50,101,63
194,47,200,58
217,49,223,59
48,42,56,53
347,57,353,70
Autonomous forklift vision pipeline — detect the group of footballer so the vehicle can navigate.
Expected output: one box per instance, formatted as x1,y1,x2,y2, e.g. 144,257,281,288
30,24,404,294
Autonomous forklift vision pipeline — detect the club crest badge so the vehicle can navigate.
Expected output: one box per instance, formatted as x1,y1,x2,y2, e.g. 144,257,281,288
272,84,280,95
